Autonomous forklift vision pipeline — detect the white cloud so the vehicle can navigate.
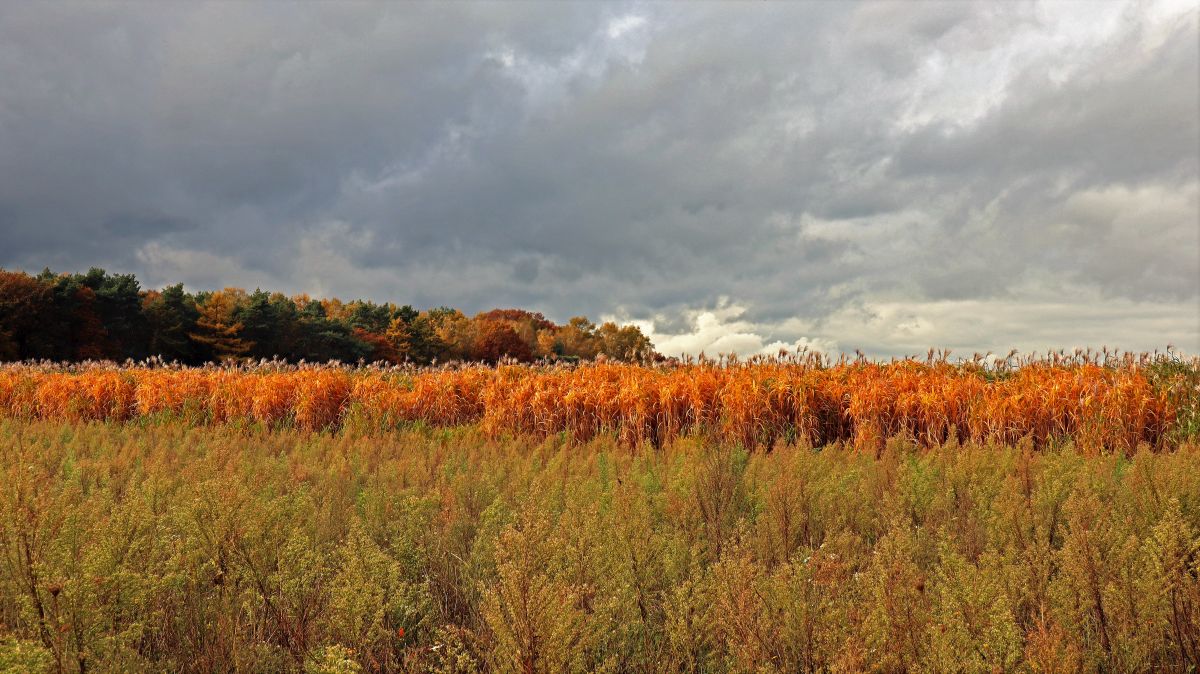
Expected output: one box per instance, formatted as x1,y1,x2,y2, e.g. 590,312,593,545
617,289,1198,359
618,302,839,358
607,14,646,40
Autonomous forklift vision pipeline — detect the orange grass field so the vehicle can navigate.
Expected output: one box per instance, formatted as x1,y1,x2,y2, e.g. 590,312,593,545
2,351,1196,452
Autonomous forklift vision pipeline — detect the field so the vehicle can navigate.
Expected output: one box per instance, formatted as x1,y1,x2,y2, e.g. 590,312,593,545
1,354,1199,673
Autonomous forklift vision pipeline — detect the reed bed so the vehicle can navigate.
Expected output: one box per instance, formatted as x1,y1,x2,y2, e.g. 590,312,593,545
0,350,1194,451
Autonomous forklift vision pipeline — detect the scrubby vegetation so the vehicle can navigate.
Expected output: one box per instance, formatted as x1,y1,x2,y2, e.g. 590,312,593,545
0,421,1198,673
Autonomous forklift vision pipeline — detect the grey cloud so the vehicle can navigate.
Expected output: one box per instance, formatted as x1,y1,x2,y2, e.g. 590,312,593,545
0,1,1196,354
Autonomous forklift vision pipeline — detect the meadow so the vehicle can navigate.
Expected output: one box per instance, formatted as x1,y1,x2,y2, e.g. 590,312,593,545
1,353,1198,673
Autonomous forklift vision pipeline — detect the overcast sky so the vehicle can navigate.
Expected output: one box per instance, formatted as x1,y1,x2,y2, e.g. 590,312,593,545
1,1,1197,357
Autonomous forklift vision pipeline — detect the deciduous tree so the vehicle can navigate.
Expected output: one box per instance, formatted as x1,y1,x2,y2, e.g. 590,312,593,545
189,289,252,360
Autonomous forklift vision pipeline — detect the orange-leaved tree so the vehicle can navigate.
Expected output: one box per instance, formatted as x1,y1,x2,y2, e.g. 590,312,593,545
189,288,252,361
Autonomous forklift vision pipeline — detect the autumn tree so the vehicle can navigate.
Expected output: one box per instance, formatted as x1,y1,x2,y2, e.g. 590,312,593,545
558,317,599,359
536,331,562,359
596,322,653,361
381,317,414,363
475,321,534,363
349,312,415,364
189,288,252,360
0,270,53,360
476,309,547,357
427,308,476,362
352,328,398,363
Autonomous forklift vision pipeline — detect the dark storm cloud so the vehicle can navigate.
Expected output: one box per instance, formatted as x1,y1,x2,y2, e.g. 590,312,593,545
0,1,1196,354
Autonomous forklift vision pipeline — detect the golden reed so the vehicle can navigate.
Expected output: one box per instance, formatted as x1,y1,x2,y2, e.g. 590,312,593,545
0,352,1184,452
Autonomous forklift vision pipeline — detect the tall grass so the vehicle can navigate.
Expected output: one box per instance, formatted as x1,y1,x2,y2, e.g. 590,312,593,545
1,350,1195,452
1,420,1198,672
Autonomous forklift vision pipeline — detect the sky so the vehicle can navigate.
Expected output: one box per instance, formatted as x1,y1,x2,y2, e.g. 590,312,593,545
0,1,1197,357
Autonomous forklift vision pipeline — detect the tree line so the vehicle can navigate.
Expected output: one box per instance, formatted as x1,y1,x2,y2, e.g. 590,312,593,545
0,268,655,365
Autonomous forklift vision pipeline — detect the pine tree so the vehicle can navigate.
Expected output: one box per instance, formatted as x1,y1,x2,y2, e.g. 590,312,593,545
144,284,199,362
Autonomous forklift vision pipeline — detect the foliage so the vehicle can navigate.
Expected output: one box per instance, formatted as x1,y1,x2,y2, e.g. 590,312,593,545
0,268,654,365
189,288,253,361
0,421,1198,672
0,637,53,674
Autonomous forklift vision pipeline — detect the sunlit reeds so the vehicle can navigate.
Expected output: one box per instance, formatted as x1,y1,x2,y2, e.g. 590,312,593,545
0,349,1193,450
